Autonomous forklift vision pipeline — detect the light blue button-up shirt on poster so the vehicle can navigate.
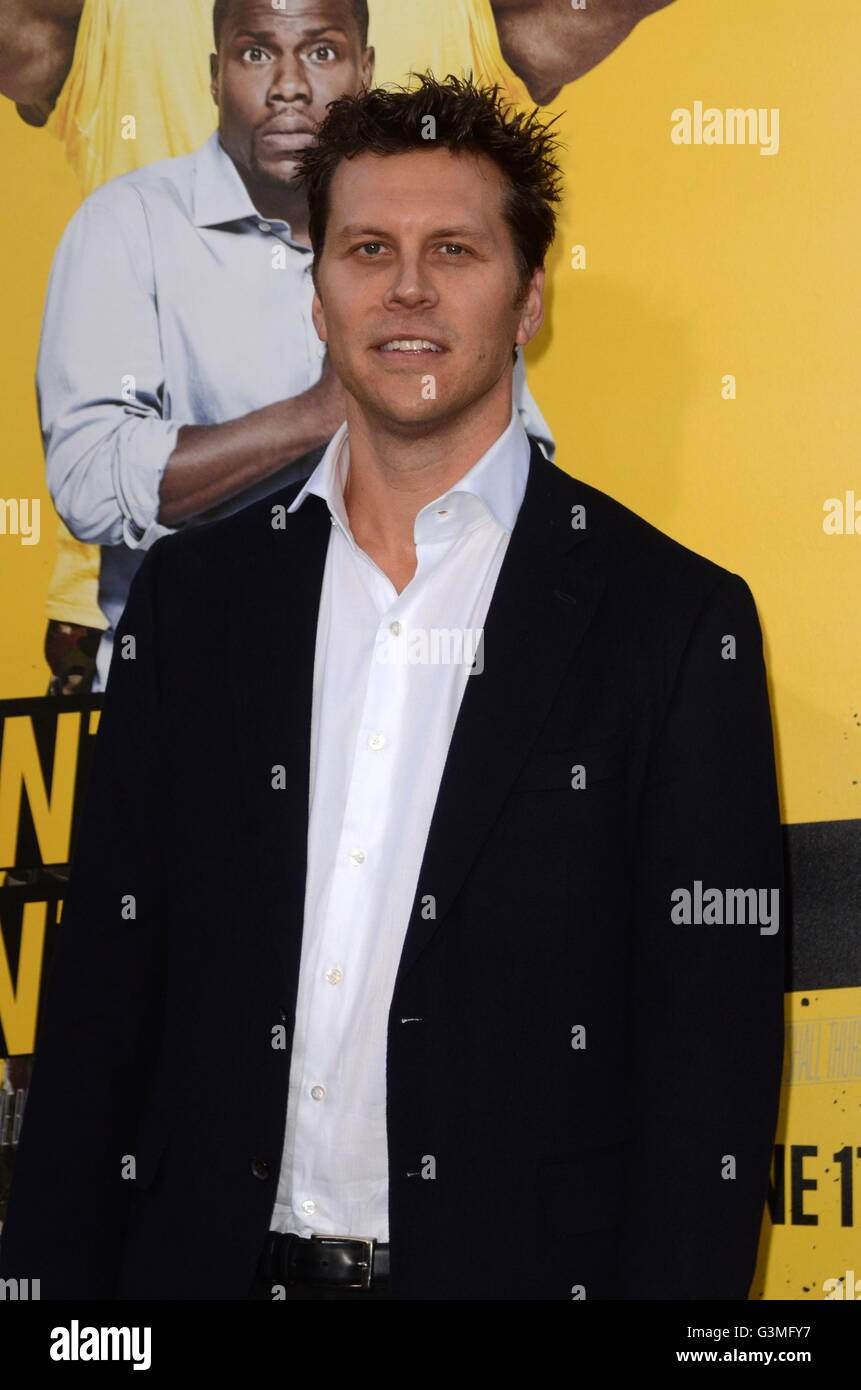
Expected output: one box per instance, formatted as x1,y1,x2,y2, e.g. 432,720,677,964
36,130,555,690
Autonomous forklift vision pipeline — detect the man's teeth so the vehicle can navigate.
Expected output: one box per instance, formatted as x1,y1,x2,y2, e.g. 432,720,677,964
379,339,442,352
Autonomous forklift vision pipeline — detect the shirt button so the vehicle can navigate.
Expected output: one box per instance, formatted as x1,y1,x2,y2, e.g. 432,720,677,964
349,847,366,865
368,732,386,750
310,1084,326,1101
301,1199,316,1215
389,620,401,636
325,966,343,985
258,220,272,233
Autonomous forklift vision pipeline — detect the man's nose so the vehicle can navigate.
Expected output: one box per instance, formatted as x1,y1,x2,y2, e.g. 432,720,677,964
268,57,311,102
383,261,439,310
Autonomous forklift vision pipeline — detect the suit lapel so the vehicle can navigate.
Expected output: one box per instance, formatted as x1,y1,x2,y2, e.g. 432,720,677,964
394,441,606,988
227,490,331,987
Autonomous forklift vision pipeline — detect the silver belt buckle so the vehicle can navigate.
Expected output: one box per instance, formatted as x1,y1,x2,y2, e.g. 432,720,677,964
311,1233,376,1289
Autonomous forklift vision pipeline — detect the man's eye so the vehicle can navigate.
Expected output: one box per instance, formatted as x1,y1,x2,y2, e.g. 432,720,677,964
439,243,468,256
307,44,338,62
357,243,384,256
241,47,271,63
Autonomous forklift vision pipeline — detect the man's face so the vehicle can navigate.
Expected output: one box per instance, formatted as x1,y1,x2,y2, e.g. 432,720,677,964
211,0,373,189
311,147,544,433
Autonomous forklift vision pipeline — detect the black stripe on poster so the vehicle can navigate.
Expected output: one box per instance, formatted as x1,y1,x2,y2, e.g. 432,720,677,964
784,820,861,991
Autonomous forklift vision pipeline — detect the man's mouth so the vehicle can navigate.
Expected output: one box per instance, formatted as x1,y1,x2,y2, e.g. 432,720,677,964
376,339,445,355
258,117,316,150
258,130,315,150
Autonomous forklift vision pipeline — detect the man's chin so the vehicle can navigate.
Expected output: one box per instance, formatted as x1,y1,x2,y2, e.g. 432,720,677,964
352,384,471,435
250,152,303,188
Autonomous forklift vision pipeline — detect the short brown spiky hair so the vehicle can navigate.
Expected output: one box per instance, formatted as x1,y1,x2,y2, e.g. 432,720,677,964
295,72,564,294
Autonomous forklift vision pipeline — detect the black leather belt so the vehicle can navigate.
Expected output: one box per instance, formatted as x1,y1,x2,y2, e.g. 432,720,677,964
257,1231,390,1290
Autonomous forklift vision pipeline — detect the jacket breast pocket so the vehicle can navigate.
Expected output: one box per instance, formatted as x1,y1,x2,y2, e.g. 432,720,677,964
537,1140,627,1236
513,730,629,792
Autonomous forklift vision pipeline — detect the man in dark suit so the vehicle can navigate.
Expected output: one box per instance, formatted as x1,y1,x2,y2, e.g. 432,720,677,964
0,73,785,1302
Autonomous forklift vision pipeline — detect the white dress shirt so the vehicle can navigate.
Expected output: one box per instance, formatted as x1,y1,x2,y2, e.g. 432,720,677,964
270,407,532,1240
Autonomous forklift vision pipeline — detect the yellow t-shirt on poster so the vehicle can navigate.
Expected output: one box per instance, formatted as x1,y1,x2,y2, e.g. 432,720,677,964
369,0,530,101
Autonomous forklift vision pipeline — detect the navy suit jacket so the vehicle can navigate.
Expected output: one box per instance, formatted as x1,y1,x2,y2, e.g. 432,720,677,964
0,440,785,1299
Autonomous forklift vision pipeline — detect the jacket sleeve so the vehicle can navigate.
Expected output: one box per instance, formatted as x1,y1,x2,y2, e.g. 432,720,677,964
0,541,169,1298
620,570,786,1299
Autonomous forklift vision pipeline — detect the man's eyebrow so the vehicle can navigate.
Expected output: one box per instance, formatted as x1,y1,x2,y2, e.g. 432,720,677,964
427,226,492,242
230,26,349,44
332,225,390,242
333,224,493,244
231,28,278,43
301,26,350,39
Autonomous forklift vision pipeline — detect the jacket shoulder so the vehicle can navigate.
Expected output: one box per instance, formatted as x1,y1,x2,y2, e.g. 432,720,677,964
546,459,749,610
149,476,310,576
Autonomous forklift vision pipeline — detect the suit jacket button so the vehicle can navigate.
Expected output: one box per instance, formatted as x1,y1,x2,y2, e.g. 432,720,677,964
251,1157,270,1180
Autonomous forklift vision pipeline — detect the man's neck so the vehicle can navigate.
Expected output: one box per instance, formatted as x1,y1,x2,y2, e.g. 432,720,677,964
255,186,310,243
235,163,311,243
341,388,514,592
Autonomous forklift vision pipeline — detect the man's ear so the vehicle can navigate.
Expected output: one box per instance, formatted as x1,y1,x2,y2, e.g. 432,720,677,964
209,52,219,105
311,285,328,343
362,46,375,91
514,265,545,348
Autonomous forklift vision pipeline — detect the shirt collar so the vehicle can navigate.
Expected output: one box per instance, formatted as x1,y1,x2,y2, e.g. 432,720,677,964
192,132,258,228
192,130,307,245
287,408,531,550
